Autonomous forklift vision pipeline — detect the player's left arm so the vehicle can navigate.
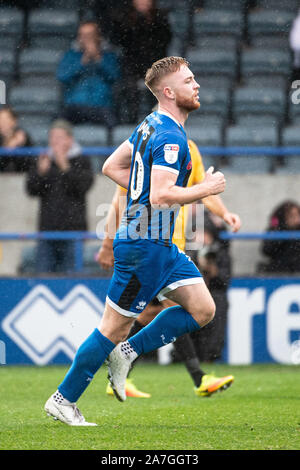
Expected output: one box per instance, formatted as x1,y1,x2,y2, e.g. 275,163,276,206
202,194,241,232
102,140,132,189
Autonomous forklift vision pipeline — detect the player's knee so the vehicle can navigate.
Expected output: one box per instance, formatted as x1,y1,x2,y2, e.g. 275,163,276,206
100,325,131,344
205,302,216,325
193,300,215,327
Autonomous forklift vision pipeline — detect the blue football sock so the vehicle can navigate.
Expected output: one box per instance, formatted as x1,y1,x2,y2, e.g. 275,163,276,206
58,328,115,403
128,306,200,356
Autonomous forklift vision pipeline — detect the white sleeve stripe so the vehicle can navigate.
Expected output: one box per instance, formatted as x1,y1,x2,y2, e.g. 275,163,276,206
152,165,179,175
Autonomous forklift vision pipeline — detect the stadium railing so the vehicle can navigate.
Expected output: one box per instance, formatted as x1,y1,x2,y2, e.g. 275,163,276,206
1,231,300,273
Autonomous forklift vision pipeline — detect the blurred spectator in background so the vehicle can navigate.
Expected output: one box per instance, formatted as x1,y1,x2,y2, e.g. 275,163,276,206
57,21,120,129
0,106,32,173
187,210,232,362
26,119,94,274
260,200,300,273
109,0,172,122
289,9,300,81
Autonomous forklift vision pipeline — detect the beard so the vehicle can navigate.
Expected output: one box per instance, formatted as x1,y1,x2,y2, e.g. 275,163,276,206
175,93,200,113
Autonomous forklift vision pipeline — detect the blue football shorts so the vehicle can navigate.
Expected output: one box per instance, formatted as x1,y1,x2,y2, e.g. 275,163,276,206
106,237,203,318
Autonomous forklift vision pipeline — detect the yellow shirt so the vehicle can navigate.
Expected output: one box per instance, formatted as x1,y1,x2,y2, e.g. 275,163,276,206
172,140,205,251
118,139,205,251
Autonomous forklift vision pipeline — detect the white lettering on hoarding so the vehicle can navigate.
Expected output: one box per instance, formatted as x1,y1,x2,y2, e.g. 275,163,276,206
267,285,300,364
227,288,265,364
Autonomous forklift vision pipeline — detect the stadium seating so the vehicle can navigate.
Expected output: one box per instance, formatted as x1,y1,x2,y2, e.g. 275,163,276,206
73,125,109,147
250,35,290,49
136,87,156,122
275,125,300,173
225,125,278,173
23,125,49,146
111,125,136,146
226,124,279,146
19,115,52,145
19,76,60,89
184,122,223,147
29,36,72,52
240,47,291,78
18,48,63,79
288,87,300,123
0,7,24,41
9,85,60,117
72,124,110,173
19,114,52,127
44,0,80,9
255,0,299,12
193,35,239,51
157,0,174,10
187,113,225,129
232,86,286,122
168,9,190,39
196,87,231,118
235,114,281,128
0,50,16,84
185,120,223,169
196,76,233,91
27,9,78,39
0,36,19,52
282,125,300,147
247,10,294,37
186,48,237,78
167,36,185,57
202,0,248,12
193,10,244,38
225,155,273,174
242,75,288,89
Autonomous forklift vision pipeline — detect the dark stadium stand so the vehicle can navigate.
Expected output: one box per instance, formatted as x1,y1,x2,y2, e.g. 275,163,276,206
193,10,244,38
202,0,249,12
9,85,60,117
0,1,300,174
27,8,78,39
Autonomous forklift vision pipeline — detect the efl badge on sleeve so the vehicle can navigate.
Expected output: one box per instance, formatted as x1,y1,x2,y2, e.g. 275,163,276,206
164,144,179,164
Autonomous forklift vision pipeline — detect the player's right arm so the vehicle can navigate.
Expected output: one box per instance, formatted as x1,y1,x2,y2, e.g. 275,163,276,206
102,140,132,189
150,132,225,207
150,166,225,207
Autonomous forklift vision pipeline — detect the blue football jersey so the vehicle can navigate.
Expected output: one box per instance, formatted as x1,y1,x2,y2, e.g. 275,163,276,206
117,111,192,246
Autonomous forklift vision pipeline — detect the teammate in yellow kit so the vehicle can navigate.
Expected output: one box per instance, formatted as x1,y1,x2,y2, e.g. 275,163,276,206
97,140,241,398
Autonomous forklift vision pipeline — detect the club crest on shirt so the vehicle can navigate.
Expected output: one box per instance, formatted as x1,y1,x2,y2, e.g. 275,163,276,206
164,144,179,164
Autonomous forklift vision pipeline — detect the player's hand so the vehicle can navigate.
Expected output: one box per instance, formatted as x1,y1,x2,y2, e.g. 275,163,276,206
96,244,114,270
203,166,226,196
223,212,241,232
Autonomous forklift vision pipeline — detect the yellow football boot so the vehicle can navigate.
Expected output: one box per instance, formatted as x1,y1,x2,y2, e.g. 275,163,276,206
106,378,151,398
194,374,234,397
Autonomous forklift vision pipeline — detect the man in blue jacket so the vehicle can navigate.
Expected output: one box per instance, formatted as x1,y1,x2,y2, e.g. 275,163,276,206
57,21,120,129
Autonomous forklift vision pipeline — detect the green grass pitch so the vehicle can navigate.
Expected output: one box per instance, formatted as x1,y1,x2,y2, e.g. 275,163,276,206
0,363,299,450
